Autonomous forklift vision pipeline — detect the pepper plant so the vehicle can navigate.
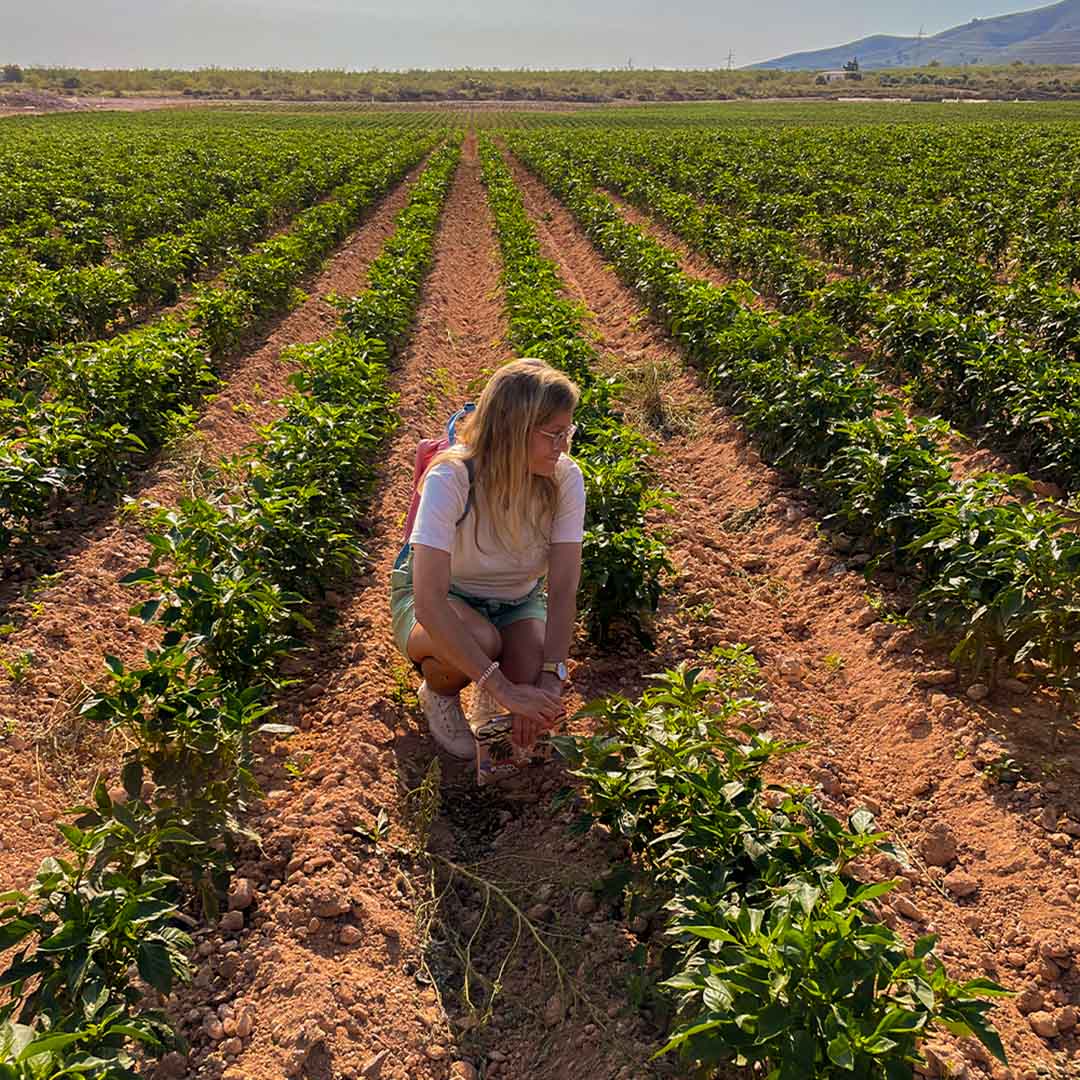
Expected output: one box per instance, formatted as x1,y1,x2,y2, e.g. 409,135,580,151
555,667,1009,1078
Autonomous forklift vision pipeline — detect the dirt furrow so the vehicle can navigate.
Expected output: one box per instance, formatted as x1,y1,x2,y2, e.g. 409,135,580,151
167,134,511,1080
504,151,1080,1077
0,162,427,895
596,186,1018,485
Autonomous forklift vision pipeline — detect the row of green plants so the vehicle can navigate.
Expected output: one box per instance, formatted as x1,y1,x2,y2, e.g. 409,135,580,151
545,125,1080,283
508,134,1080,706
2,130,284,262
555,663,1009,1078
477,137,671,645
0,133,440,561
0,140,462,1079
0,113,439,260
0,130,409,360
637,128,1080,370
541,132,1080,492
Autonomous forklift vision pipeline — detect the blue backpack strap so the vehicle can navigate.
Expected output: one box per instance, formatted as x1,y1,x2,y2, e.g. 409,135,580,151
448,404,476,528
447,402,475,444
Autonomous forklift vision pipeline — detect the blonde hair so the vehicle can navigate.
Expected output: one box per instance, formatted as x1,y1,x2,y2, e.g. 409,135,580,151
426,358,579,552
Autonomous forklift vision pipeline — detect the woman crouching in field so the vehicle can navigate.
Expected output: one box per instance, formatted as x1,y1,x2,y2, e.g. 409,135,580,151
390,358,585,760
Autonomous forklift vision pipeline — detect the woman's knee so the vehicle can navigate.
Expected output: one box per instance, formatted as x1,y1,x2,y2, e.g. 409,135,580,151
467,612,502,659
477,620,502,659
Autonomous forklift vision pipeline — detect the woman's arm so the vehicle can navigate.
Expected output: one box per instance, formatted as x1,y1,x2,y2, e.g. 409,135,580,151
542,541,582,670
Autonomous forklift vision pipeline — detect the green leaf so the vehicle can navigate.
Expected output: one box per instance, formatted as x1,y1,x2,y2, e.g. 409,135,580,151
93,777,112,813
156,827,201,846
958,976,1011,997
827,1034,855,1071
131,900,176,926
121,759,143,801
652,1018,725,1059
873,1006,924,1037
120,568,158,585
682,925,739,943
756,1002,791,1040
862,1035,899,1055
137,939,174,994
913,934,938,959
56,823,86,849
107,1022,165,1049
17,1031,85,1061
0,919,36,952
853,880,898,904
38,922,89,952
793,880,820,916
135,599,162,623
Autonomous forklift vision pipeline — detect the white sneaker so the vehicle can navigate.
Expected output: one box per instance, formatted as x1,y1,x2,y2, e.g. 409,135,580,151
417,681,475,759
469,685,504,731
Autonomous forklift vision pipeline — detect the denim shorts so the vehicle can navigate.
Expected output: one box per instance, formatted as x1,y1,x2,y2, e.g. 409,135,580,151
389,545,548,659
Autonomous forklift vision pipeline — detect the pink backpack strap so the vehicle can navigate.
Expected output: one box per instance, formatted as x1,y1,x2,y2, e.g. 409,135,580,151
399,403,477,552
402,437,446,543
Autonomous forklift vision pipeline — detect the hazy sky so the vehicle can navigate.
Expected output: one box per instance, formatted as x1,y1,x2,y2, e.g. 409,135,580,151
3,0,1047,69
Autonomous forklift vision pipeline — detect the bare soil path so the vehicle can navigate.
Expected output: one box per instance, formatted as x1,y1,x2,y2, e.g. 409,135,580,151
0,162,426,896
503,149,1080,1078
167,133,511,1080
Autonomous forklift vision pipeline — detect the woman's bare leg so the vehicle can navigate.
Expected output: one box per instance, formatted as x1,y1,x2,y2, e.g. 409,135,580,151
406,597,501,695
498,618,547,745
498,618,545,685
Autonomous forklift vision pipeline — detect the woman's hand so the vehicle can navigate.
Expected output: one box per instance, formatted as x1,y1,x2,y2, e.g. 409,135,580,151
493,681,563,748
537,671,566,699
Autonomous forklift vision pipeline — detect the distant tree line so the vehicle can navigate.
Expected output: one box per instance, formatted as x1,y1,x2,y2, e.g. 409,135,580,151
3,63,1080,101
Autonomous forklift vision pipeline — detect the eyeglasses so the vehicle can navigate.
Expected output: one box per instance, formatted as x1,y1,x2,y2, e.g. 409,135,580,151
535,423,577,448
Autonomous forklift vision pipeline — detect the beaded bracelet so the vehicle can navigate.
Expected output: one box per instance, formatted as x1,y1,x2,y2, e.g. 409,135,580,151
476,660,499,691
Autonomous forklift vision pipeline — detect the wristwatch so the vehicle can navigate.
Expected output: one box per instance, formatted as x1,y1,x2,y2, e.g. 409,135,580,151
541,661,568,681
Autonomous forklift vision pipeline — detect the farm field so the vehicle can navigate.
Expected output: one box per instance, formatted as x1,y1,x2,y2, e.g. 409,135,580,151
0,103,1079,1080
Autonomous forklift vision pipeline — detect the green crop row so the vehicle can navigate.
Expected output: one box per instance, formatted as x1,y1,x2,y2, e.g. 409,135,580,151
539,129,1080,491
0,140,461,1080
0,130,408,361
556,665,1008,1078
0,113,441,258
478,137,671,646
0,133,439,561
539,124,1080,283
508,135,1080,703
536,132,1080,494
624,126,1080,367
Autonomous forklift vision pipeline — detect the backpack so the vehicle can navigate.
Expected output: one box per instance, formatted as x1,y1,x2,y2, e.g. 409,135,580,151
399,403,476,553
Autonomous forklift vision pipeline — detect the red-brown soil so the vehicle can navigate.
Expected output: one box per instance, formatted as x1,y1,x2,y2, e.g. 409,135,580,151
163,134,513,1080
4,133,1080,1080
0,163,425,894
502,148,1080,1079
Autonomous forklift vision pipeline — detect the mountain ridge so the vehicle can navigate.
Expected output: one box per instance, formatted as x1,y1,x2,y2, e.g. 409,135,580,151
754,0,1080,70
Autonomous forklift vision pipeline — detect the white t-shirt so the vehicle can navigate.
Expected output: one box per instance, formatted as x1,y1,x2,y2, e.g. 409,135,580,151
410,455,586,601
